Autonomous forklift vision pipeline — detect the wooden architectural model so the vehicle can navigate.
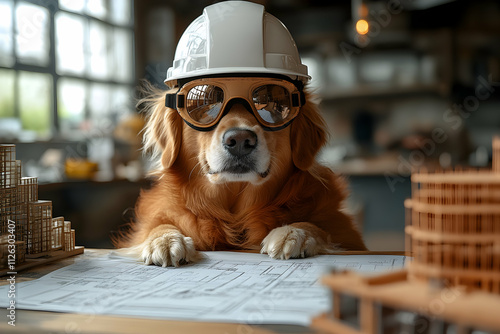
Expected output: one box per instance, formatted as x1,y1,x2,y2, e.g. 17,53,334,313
0,144,83,274
313,137,500,334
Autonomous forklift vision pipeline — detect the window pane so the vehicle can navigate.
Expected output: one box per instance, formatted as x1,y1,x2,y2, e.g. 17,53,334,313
89,21,111,79
86,0,108,20
111,85,133,114
0,0,14,66
55,13,86,75
112,28,133,83
110,0,131,25
16,2,49,66
0,69,15,118
58,78,87,136
0,69,15,129
18,71,52,137
58,0,85,13
88,83,117,138
89,83,110,120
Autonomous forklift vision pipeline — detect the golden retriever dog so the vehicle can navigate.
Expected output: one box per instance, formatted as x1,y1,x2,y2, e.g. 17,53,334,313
115,83,367,267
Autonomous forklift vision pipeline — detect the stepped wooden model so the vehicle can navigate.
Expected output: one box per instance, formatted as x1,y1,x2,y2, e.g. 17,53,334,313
0,144,83,275
313,137,500,334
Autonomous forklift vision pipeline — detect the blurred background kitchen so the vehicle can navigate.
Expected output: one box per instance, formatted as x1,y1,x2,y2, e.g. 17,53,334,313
0,0,499,250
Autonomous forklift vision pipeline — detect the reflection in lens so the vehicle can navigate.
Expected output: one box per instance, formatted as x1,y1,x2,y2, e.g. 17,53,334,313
186,85,224,124
252,85,291,125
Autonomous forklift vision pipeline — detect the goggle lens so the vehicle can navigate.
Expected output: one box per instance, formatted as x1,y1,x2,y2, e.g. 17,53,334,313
252,84,291,125
186,85,224,125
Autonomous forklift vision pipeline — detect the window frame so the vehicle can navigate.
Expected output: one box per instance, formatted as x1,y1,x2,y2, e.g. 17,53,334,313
0,0,135,139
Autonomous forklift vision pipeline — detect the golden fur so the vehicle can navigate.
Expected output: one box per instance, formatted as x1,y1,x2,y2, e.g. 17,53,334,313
114,83,366,266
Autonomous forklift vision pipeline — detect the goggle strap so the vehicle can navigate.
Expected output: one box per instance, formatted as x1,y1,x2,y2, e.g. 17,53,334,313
165,90,178,109
177,94,185,108
292,92,300,107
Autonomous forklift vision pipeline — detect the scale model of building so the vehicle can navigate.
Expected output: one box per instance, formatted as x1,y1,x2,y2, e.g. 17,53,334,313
0,144,83,273
313,137,500,334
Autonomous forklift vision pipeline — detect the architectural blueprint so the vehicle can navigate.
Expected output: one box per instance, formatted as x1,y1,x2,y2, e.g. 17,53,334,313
0,251,406,326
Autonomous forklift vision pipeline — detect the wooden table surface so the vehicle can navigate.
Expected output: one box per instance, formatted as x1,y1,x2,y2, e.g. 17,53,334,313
0,248,405,334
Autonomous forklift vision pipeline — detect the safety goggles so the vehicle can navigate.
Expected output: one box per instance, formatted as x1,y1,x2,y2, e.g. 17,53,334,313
165,77,305,131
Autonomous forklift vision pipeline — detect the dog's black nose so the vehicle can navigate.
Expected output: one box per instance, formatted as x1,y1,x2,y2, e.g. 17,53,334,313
223,129,257,157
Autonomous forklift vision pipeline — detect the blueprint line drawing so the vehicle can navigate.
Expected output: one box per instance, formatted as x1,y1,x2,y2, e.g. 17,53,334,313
0,251,406,326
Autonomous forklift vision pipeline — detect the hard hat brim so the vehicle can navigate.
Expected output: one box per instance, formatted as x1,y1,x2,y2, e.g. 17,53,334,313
165,67,310,87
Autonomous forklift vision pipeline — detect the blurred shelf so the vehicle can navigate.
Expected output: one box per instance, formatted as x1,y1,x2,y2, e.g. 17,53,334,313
319,83,447,101
323,154,405,176
324,152,445,176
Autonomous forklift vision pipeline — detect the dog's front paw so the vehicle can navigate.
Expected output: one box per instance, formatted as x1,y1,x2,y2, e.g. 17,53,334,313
260,225,322,260
141,230,199,267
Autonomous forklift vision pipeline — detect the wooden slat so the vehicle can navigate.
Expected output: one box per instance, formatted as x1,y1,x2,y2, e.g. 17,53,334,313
408,200,500,214
412,172,500,184
407,261,500,281
406,226,500,243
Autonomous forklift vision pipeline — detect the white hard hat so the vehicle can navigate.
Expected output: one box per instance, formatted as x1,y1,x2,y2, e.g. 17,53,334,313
165,1,309,86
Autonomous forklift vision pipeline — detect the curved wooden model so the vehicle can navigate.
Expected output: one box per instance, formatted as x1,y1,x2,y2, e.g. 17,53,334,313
313,137,500,334
405,137,500,293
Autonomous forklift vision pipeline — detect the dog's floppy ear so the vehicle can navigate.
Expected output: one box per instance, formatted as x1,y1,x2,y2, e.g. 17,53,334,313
290,94,328,171
140,85,183,169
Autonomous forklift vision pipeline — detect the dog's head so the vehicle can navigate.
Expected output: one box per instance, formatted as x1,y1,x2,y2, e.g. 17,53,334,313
142,83,328,185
